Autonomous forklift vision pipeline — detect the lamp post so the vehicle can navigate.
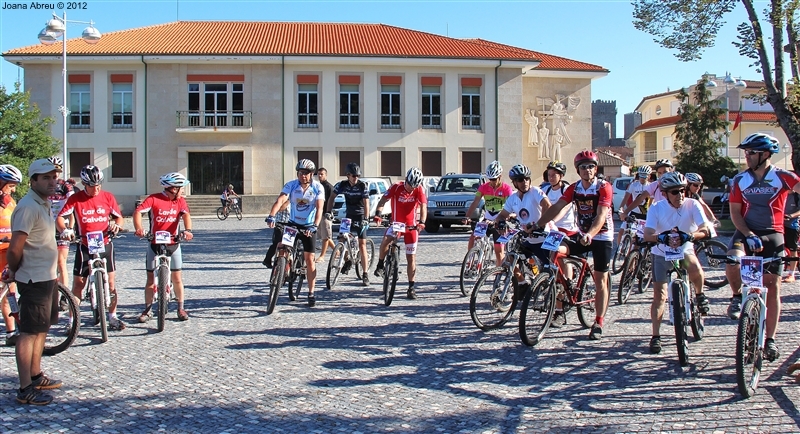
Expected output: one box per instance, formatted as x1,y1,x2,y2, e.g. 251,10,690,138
38,12,101,173
784,143,791,170
705,73,747,162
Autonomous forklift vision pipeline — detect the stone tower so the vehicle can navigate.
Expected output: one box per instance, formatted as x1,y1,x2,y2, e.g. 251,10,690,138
592,100,617,149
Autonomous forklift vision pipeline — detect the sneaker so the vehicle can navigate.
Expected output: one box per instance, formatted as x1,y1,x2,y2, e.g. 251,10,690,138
765,338,780,362
550,311,566,328
589,324,603,340
108,317,127,331
514,282,531,300
31,373,62,390
728,294,743,320
407,285,417,300
341,260,353,275
16,385,52,405
695,293,710,315
308,294,316,307
362,275,370,287
262,257,273,268
5,330,19,346
649,336,662,354
177,309,189,321
374,266,385,278
138,310,153,323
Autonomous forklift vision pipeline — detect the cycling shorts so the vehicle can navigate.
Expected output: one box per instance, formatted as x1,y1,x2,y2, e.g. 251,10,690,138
73,242,116,277
729,230,785,275
384,225,418,255
146,243,182,272
785,225,799,252
566,236,613,273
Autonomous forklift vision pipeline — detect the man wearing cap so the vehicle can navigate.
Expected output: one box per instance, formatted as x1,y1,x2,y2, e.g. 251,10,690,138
5,159,63,405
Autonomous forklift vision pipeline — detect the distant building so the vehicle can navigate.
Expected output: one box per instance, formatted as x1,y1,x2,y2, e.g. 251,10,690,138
592,100,617,149
623,111,642,139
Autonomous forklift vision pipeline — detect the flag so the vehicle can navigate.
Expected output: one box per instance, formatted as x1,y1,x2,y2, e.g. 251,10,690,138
732,102,743,131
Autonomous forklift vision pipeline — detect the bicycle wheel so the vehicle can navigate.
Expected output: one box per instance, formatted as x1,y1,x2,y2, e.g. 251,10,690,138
459,246,484,297
234,205,242,221
267,257,287,315
92,271,108,343
736,298,762,398
671,280,689,367
519,272,556,346
617,250,641,305
611,234,632,275
364,238,376,273
689,283,705,341
383,250,399,306
326,243,346,290
469,266,516,331
638,249,653,294
576,265,597,329
43,284,80,356
157,265,169,332
216,207,228,221
696,239,729,289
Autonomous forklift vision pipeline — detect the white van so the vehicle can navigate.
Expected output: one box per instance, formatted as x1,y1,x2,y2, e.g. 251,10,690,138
612,176,635,213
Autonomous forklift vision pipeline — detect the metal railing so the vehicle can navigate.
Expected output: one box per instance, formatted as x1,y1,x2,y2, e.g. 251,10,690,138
176,111,252,129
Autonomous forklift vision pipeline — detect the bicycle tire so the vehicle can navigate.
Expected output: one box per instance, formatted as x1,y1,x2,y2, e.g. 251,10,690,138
216,207,228,221
689,283,704,341
576,265,597,329
638,249,653,294
157,265,169,332
326,243,346,290
519,272,556,346
267,257,286,315
469,266,516,331
383,250,398,306
290,251,304,300
93,271,108,342
611,234,632,275
43,283,80,356
364,238,376,273
736,298,762,398
671,280,689,367
617,250,640,305
459,246,484,297
235,206,242,221
696,239,729,289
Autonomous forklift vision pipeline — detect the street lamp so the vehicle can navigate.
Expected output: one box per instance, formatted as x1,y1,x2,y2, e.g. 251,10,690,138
704,73,747,161
38,12,100,174
784,143,791,170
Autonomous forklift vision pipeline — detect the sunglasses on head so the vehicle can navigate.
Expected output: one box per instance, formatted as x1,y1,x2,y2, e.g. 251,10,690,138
578,164,597,170
668,188,686,196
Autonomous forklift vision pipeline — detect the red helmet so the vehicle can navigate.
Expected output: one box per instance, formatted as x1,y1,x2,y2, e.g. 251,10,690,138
574,150,598,169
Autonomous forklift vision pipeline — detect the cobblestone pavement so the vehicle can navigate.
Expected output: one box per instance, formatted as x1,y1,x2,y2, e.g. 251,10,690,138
2,217,800,433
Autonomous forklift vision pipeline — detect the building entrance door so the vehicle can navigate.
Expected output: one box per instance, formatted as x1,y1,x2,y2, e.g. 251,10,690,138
188,152,243,195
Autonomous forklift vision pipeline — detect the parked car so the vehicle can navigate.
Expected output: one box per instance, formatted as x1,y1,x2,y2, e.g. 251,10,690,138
331,177,392,222
425,173,487,233
612,176,634,215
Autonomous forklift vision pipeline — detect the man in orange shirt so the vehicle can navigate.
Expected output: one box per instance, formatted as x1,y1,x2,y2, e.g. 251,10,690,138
0,164,23,346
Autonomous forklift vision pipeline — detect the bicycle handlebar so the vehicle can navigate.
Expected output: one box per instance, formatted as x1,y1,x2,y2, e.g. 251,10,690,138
140,232,186,243
708,254,800,265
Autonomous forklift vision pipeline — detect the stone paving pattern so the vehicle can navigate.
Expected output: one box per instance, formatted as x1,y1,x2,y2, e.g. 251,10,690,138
2,217,800,433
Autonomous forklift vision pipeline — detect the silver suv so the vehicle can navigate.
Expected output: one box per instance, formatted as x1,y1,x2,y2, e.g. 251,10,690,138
424,173,486,233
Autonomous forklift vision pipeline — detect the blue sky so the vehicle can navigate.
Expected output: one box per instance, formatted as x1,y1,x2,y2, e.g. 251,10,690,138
0,0,761,138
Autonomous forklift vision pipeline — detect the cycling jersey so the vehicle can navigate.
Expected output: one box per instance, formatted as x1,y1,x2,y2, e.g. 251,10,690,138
135,192,190,245
384,182,427,226
280,179,324,226
544,182,578,233
645,198,708,257
49,179,74,219
0,195,15,268
477,182,513,221
58,190,123,246
645,181,667,204
333,180,369,219
626,180,650,213
559,178,614,242
730,166,800,233
502,187,551,243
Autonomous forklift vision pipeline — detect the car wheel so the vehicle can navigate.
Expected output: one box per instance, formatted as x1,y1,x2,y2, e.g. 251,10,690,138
425,220,440,233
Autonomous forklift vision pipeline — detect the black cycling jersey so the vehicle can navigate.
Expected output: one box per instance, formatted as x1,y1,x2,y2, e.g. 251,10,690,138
333,180,369,219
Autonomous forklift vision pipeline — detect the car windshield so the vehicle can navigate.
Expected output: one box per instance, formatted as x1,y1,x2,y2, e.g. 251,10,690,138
617,179,632,191
435,177,481,192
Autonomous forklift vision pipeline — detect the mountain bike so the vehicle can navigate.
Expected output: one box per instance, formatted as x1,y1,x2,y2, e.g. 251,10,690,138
141,231,185,332
267,222,308,314
381,222,418,307
326,218,375,289
694,238,729,289
611,213,646,275
617,239,654,305
459,221,496,297
217,198,242,221
518,230,597,346
72,230,124,343
662,238,705,367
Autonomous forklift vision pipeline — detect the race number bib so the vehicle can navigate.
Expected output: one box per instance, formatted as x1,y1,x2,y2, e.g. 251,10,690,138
282,226,298,246
741,256,764,288
50,199,65,222
339,218,352,234
635,219,647,238
86,231,105,255
542,231,565,252
392,222,406,234
497,229,519,244
154,230,172,245
663,234,685,261
473,222,488,238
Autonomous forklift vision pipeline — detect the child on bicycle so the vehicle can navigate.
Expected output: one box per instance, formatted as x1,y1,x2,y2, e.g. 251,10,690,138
220,184,240,215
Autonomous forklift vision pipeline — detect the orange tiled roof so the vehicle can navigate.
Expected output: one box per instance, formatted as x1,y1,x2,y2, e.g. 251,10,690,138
462,39,607,72
635,115,681,130
634,111,777,131
2,21,599,70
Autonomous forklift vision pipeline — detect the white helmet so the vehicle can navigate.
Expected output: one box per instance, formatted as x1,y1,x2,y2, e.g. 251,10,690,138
47,156,63,168
405,167,424,188
0,164,23,183
296,159,316,172
637,165,652,177
485,161,502,179
658,172,687,191
80,165,104,186
160,172,190,188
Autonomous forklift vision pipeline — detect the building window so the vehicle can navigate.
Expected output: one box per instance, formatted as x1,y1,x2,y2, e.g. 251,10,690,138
380,150,402,176
381,85,401,129
187,82,242,127
461,86,481,129
422,86,441,129
298,84,318,128
110,150,134,179
421,150,443,176
462,151,482,173
338,151,361,176
339,84,360,128
69,83,91,129
297,151,319,170
232,84,244,126
69,151,92,178
112,83,133,129
204,83,228,127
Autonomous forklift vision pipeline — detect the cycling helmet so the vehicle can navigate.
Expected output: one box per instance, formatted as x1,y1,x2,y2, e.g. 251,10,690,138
637,165,653,177
685,173,704,184
160,172,190,188
296,159,316,172
80,165,104,186
485,161,503,179
658,171,687,191
346,162,362,177
405,167,424,188
546,160,567,176
574,150,598,169
654,159,674,170
47,156,63,168
0,164,23,183
508,164,532,180
738,133,780,154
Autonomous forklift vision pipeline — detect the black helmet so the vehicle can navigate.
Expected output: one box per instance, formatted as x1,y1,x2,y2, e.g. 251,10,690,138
346,162,361,177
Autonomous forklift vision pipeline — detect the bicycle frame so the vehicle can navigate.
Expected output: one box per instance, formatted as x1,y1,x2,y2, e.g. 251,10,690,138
666,262,692,326
496,230,538,300
545,247,592,307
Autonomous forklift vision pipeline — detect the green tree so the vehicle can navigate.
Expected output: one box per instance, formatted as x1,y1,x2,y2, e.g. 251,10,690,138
673,79,738,188
632,0,800,170
0,83,59,198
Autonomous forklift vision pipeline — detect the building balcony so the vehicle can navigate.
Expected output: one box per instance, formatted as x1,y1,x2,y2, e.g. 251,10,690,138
176,111,253,133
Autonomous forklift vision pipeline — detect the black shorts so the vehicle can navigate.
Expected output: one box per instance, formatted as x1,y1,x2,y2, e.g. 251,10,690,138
520,241,551,266
348,219,369,240
16,279,59,334
566,236,613,273
284,222,316,253
729,230,785,274
785,225,800,252
73,242,116,277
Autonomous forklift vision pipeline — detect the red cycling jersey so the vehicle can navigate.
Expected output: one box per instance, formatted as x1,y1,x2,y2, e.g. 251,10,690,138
384,182,427,226
135,192,190,245
559,178,614,242
730,166,800,233
58,190,122,246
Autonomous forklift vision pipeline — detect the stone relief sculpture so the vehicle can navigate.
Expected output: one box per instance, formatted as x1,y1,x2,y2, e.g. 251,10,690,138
551,127,564,162
526,93,582,160
538,125,550,160
524,109,539,147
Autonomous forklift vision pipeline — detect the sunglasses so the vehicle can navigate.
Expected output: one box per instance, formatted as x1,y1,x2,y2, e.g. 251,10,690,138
578,164,597,170
745,150,764,156
511,177,531,183
668,188,686,196
297,170,312,176
688,183,701,188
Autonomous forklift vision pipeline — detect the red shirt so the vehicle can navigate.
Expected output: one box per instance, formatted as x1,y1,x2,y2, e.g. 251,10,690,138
135,192,190,245
58,190,123,246
559,178,614,241
384,182,427,226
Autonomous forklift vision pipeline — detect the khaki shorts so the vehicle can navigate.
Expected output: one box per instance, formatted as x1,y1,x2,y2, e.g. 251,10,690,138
318,218,333,241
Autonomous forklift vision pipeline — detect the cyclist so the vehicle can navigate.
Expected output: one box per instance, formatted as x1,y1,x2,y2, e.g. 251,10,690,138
220,184,240,216
46,157,75,288
621,159,674,217
725,133,800,361
0,164,22,346
536,150,614,340
266,159,324,307
616,166,651,243
133,172,194,323
783,188,800,283
462,161,514,266
56,165,126,330
642,172,712,354
684,173,719,225
325,163,371,286
373,167,428,300
316,167,336,263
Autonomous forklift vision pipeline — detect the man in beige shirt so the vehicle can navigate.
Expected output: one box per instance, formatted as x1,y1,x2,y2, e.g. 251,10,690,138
6,159,62,405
